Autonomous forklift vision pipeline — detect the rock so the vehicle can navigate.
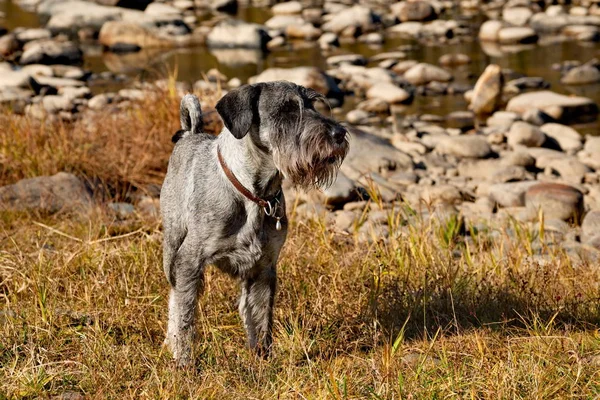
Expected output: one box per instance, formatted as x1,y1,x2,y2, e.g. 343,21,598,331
273,1,302,15
318,32,339,48
99,21,174,49
326,54,367,67
265,15,305,30
333,210,358,232
88,93,113,109
321,6,378,35
366,82,412,104
359,32,383,44
209,0,237,13
540,123,582,152
502,7,533,26
357,98,389,113
469,64,503,114
507,121,546,148
341,127,413,180
498,27,538,44
522,108,555,126
0,70,38,90
438,53,471,66
249,67,340,98
15,28,52,43
286,23,322,40
206,20,270,49
418,184,462,205
144,2,182,16
42,1,130,32
403,63,452,85
489,181,540,207
506,91,599,124
561,65,600,85
388,21,423,37
322,172,356,206
266,36,285,49
346,109,371,125
487,111,519,128
391,1,436,22
479,20,504,41
582,210,600,242
501,151,536,168
446,111,475,130
20,40,83,65
435,135,492,159
491,165,528,183
0,34,19,57
108,202,135,218
525,182,584,222
547,157,591,182
0,172,93,214
41,95,73,113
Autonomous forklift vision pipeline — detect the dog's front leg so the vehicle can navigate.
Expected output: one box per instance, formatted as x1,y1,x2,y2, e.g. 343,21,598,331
239,266,276,357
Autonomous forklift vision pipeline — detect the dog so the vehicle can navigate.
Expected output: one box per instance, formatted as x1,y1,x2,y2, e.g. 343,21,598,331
160,81,349,365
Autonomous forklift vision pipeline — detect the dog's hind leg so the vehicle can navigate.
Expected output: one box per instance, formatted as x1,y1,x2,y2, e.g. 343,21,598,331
239,266,277,357
165,237,205,366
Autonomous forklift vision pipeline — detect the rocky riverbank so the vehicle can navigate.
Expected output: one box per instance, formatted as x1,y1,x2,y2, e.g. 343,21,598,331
1,0,600,265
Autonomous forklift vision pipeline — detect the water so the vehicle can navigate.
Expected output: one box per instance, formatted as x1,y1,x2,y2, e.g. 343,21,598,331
2,0,599,131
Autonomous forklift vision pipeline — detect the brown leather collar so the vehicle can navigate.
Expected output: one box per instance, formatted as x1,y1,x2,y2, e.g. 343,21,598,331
217,146,281,210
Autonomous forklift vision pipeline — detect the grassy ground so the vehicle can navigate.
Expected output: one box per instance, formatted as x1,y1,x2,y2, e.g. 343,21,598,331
2,87,600,399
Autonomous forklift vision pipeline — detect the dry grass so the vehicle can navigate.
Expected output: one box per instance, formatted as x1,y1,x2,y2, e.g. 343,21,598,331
2,87,600,399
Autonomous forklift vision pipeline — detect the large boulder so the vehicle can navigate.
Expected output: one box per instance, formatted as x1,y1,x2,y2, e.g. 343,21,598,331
249,67,341,98
0,172,93,214
506,91,599,124
540,123,582,152
479,20,504,41
469,64,503,114
497,27,538,44
207,20,271,49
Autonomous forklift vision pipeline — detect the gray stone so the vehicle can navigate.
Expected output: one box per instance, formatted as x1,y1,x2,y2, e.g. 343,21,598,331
507,121,546,148
469,65,503,115
435,135,491,159
404,63,452,85
341,127,413,180
20,40,83,65
582,210,600,242
500,151,536,168
249,67,340,97
540,123,582,152
547,157,591,182
498,27,538,44
366,82,412,104
108,202,135,218
272,1,302,15
489,181,539,207
0,172,92,214
526,182,584,222
206,20,270,49
15,28,52,43
321,6,378,34
502,7,533,26
479,20,504,41
42,95,73,113
322,172,356,206
506,90,598,124
391,1,436,22
561,65,600,85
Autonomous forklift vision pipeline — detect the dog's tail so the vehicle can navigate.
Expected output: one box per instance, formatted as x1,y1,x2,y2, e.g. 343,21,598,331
172,94,204,143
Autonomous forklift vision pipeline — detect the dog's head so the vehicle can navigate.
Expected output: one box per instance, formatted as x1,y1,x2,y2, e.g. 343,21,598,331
216,81,349,190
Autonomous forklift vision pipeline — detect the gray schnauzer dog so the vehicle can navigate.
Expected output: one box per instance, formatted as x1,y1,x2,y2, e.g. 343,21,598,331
160,81,349,365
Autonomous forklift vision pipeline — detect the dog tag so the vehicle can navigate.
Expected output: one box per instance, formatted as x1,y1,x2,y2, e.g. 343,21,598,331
275,217,282,231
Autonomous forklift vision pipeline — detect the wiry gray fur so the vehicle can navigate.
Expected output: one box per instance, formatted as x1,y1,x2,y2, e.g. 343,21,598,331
160,81,349,366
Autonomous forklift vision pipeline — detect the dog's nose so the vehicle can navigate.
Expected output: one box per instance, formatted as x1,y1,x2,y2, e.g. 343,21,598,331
331,125,347,144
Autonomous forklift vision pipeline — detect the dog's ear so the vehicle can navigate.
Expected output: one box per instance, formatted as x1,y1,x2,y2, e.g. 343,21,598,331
216,84,259,139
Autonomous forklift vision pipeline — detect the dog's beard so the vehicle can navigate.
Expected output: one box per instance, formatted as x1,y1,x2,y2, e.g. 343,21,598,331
273,136,348,191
